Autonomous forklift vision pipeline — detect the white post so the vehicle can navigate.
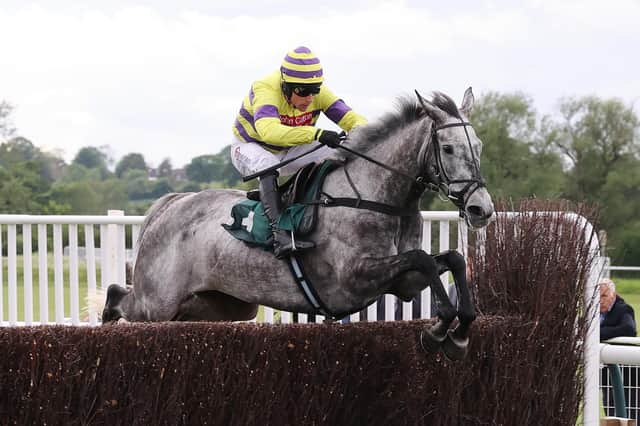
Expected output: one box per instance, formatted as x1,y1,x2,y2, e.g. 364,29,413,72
421,220,432,318
439,221,450,292
53,224,64,324
584,251,604,425
367,302,377,322
8,225,17,325
22,224,33,325
263,307,274,323
280,311,291,324
37,224,48,324
69,224,79,325
384,294,394,321
85,225,98,325
99,224,108,290
0,225,3,324
106,210,124,287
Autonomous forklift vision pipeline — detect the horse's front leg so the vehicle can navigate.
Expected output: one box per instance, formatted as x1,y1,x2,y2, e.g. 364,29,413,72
354,249,456,352
434,250,476,359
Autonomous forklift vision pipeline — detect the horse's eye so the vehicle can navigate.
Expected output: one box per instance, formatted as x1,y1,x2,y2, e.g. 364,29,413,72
443,145,454,154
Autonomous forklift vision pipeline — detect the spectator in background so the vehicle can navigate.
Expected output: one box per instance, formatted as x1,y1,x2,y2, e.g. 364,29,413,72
600,278,637,341
600,277,639,420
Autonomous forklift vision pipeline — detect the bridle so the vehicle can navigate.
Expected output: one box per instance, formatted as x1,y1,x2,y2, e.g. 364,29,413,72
421,120,487,218
336,108,486,221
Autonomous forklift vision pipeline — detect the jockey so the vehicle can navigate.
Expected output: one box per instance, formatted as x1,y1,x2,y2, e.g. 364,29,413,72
230,46,367,259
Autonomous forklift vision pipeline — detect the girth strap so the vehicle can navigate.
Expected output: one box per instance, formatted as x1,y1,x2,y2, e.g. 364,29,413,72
286,255,342,321
304,193,415,217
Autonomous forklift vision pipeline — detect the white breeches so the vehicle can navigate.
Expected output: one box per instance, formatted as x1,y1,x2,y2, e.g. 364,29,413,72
229,136,333,178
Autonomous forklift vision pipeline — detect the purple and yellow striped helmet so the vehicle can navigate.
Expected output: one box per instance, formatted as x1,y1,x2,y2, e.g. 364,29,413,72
280,46,324,85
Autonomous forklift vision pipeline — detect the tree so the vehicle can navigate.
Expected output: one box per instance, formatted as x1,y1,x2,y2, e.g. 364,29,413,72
123,169,152,200
48,179,127,214
598,155,640,265
61,164,105,183
216,145,242,186
468,92,565,200
0,100,16,141
0,164,45,213
0,136,39,164
149,178,173,198
548,96,639,202
0,137,67,183
157,158,173,178
74,146,108,169
610,222,640,266
72,146,111,179
544,96,640,265
185,154,223,183
115,153,147,178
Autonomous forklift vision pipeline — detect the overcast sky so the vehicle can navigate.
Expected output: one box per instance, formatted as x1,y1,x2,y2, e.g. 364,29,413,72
1,0,639,168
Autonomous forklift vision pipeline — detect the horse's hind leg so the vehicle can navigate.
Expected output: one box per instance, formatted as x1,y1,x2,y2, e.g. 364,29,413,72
434,250,475,359
172,291,259,322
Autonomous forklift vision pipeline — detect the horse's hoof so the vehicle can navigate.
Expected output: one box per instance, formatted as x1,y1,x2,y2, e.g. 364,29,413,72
116,317,129,324
442,330,469,360
420,329,446,353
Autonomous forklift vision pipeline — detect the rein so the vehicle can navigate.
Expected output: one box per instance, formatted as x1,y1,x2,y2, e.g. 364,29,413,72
328,119,486,220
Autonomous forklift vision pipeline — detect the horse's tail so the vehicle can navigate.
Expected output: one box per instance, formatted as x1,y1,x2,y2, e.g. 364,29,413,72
83,261,134,323
83,287,107,322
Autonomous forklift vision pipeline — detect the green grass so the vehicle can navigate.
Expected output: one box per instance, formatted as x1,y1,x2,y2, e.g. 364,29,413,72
1,254,97,323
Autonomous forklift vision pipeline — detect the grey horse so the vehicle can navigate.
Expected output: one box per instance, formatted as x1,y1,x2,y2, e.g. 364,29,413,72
102,88,494,359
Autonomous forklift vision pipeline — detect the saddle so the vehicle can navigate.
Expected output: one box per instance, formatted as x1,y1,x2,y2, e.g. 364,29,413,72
223,160,342,248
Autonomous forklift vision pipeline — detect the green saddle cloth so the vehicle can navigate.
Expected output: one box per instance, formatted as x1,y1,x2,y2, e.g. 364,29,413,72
222,200,306,249
222,160,340,250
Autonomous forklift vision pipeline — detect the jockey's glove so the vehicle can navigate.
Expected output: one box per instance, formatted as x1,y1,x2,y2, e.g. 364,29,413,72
317,130,345,148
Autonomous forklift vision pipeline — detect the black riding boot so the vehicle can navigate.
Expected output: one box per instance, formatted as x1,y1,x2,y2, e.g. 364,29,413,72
259,173,314,259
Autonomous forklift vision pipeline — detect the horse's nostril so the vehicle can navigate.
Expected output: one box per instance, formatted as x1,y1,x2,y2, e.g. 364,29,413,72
467,205,484,218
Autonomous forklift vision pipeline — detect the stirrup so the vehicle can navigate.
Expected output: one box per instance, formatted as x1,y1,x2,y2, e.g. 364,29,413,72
272,230,314,259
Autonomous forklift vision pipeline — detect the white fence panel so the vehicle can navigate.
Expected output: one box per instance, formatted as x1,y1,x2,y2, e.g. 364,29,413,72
0,212,145,326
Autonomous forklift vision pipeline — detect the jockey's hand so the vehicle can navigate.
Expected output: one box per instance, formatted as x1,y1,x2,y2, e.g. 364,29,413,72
318,130,345,148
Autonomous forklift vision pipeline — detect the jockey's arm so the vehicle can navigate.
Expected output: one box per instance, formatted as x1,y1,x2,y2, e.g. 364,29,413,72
254,113,317,147
251,82,367,148
316,86,368,131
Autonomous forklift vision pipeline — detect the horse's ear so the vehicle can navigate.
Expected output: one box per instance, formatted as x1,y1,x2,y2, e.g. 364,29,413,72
415,90,446,122
460,87,474,116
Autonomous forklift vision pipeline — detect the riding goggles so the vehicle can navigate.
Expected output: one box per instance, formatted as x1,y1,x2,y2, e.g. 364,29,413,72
292,84,322,97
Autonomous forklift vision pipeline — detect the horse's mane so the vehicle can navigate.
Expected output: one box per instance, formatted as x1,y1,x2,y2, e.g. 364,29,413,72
347,92,461,152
